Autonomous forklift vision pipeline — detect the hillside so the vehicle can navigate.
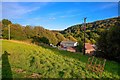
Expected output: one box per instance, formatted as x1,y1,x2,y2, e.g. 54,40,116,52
60,17,120,44
1,40,120,78
1,20,66,45
62,17,119,34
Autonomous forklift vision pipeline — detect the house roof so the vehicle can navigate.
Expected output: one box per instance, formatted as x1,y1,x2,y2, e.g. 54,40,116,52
60,41,77,47
61,41,77,44
85,43,95,50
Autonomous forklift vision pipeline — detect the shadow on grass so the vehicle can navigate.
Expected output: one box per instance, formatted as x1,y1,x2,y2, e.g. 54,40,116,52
2,51,13,79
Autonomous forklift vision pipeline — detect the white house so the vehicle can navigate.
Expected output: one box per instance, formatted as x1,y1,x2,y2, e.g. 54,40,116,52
60,41,78,52
60,41,78,47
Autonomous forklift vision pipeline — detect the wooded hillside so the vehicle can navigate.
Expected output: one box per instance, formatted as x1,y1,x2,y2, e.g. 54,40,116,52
1,19,66,45
61,17,120,44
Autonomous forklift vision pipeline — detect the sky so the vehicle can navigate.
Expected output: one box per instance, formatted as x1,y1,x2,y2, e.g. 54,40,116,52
2,2,118,30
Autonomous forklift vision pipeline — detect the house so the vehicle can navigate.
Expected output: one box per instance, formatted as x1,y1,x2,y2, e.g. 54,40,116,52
85,43,95,55
67,47,76,52
60,41,78,52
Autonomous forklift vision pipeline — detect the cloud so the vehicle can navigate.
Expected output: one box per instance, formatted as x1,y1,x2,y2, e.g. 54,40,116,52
2,0,54,2
65,9,80,14
60,13,82,18
100,3,117,9
49,17,56,20
2,2,41,19
83,2,117,16
49,9,80,15
48,9,82,19
2,0,119,2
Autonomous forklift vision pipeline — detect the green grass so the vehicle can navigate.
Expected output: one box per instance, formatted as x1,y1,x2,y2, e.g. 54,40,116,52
1,40,120,78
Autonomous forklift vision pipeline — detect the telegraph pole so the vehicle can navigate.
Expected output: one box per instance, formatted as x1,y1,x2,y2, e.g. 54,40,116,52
83,17,87,55
8,24,10,40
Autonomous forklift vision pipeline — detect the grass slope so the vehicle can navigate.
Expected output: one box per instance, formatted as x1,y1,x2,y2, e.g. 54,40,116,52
1,40,120,78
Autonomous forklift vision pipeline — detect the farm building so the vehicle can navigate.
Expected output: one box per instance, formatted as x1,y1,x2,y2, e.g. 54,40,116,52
85,43,95,55
60,41,78,52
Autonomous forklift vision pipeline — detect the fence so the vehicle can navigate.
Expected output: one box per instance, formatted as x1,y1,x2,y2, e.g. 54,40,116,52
86,56,106,76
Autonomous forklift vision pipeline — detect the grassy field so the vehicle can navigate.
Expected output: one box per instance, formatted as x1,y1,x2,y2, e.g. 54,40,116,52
1,40,120,78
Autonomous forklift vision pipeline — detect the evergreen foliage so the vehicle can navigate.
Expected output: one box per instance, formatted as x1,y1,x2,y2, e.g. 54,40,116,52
96,25,120,62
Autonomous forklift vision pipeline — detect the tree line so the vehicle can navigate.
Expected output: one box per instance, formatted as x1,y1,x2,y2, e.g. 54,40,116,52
61,17,120,62
61,17,119,44
1,19,67,45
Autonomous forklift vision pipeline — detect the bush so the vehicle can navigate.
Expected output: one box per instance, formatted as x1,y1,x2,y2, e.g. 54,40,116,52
96,25,120,62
